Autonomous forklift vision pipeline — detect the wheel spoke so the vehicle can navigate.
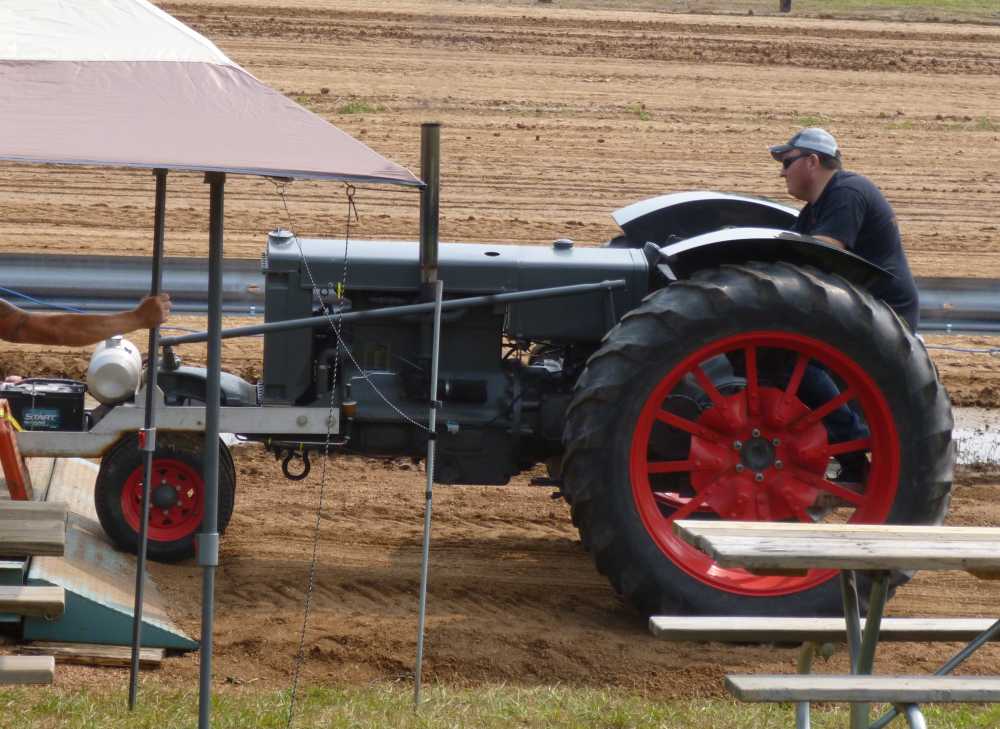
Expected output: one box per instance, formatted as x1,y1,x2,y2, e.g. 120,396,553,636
655,409,724,443
792,389,856,431
648,459,693,475
745,346,760,416
826,438,871,457
663,477,723,521
784,353,809,398
692,365,727,408
790,466,864,506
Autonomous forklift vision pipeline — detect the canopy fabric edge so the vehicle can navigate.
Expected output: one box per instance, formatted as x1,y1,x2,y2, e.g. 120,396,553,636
0,156,425,188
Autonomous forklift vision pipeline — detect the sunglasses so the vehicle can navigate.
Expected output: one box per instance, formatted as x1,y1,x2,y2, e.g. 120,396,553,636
781,153,816,170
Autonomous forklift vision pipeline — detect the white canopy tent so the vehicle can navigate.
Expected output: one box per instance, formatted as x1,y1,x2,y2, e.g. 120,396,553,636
0,2,424,725
0,0,419,184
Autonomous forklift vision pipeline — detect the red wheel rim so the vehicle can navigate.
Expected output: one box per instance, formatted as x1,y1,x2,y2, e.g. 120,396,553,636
629,331,900,597
121,458,204,542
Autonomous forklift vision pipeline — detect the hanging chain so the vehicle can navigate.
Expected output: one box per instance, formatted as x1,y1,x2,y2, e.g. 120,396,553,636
276,182,354,727
276,181,432,728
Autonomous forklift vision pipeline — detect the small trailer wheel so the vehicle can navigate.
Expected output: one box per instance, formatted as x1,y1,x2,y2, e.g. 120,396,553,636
95,432,236,562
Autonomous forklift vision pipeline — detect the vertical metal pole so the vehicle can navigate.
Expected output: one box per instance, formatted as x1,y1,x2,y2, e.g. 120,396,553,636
414,278,443,707
419,123,440,286
128,168,168,709
850,571,889,729
840,570,862,672
198,172,225,729
794,643,815,729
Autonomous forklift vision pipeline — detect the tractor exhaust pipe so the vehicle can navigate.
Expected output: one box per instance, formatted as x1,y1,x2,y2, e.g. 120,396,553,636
419,122,441,285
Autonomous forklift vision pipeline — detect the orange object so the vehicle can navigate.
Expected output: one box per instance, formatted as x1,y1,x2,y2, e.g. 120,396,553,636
0,399,32,500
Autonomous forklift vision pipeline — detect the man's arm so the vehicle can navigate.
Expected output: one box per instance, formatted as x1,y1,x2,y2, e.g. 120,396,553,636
0,294,171,346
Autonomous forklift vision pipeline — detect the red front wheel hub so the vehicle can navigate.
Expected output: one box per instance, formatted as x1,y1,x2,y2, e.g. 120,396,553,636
630,332,900,597
121,458,205,542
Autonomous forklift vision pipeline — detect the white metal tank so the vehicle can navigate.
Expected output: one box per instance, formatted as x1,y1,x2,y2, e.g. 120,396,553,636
86,336,142,405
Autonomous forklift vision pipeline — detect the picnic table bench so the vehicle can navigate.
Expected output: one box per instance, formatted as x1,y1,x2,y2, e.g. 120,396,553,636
0,499,66,685
661,520,1000,729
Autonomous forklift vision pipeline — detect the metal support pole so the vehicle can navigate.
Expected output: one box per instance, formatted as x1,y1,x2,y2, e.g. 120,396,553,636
414,279,444,707
159,279,627,347
419,123,440,286
198,172,225,729
128,168,168,709
850,571,890,729
794,642,815,729
902,704,928,729
840,570,862,672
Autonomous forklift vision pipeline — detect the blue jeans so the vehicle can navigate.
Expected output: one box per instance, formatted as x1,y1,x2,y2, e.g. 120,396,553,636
797,363,869,444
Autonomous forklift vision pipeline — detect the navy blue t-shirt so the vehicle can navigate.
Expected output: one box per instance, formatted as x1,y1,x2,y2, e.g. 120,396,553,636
794,170,919,330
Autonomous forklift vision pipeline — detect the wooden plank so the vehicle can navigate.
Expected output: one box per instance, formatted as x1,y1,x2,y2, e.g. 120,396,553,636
649,616,999,643
0,501,67,522
673,521,1000,574
726,674,1000,703
0,519,65,557
675,520,1000,541
0,586,64,619
0,655,54,685
22,642,164,668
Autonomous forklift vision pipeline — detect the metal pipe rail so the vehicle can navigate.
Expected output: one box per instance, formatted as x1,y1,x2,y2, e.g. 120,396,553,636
2,253,999,333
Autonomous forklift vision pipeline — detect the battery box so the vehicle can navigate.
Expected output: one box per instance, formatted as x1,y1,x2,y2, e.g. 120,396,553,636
0,379,87,431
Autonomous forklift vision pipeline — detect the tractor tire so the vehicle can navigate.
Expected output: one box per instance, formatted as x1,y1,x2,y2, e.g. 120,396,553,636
561,262,953,617
95,432,237,563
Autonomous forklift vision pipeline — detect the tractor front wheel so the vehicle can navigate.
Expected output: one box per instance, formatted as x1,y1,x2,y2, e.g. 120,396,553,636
95,432,236,562
561,262,953,616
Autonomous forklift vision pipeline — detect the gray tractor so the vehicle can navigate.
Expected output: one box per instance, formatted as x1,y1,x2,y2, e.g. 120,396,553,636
87,190,953,617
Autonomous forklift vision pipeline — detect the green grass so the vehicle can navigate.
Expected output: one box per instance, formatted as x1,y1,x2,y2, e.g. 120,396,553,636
975,115,998,131
625,102,652,122
5,684,1000,729
795,114,834,128
337,100,384,115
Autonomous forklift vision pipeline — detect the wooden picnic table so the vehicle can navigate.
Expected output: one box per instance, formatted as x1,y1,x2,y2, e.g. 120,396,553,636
673,520,1000,729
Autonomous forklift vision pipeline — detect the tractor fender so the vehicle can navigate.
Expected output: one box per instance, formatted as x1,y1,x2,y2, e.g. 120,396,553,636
655,226,891,290
611,191,800,246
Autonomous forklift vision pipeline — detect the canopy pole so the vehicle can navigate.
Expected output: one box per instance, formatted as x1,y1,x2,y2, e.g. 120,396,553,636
198,172,225,729
419,122,440,286
414,278,443,707
128,168,168,709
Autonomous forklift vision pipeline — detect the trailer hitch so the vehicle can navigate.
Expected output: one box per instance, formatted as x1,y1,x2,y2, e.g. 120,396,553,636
280,449,311,481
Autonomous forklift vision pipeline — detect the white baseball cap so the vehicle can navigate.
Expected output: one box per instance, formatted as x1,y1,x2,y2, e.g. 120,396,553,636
769,127,841,160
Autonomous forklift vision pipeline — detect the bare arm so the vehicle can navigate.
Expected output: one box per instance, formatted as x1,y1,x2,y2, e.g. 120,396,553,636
0,294,171,347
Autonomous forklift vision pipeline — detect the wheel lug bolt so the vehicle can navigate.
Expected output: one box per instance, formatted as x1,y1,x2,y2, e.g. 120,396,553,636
733,440,743,451
754,472,764,482
775,460,784,470
772,438,781,446
752,428,761,438
735,464,745,473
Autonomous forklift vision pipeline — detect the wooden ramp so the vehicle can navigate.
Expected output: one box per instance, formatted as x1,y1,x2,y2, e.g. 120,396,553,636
22,458,196,651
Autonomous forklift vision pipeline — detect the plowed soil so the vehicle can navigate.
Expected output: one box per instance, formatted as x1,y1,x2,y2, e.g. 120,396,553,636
3,0,1000,699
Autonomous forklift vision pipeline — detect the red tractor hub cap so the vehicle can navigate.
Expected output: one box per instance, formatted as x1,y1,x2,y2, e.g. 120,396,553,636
630,331,900,596
121,458,205,542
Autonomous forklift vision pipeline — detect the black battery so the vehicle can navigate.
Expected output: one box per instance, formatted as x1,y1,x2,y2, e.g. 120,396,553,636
0,378,87,431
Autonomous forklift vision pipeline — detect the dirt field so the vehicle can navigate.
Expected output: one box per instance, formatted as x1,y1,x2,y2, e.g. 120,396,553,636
3,0,1000,699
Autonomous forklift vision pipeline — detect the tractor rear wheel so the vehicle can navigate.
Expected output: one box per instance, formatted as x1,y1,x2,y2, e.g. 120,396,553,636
561,262,953,616
95,432,236,563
